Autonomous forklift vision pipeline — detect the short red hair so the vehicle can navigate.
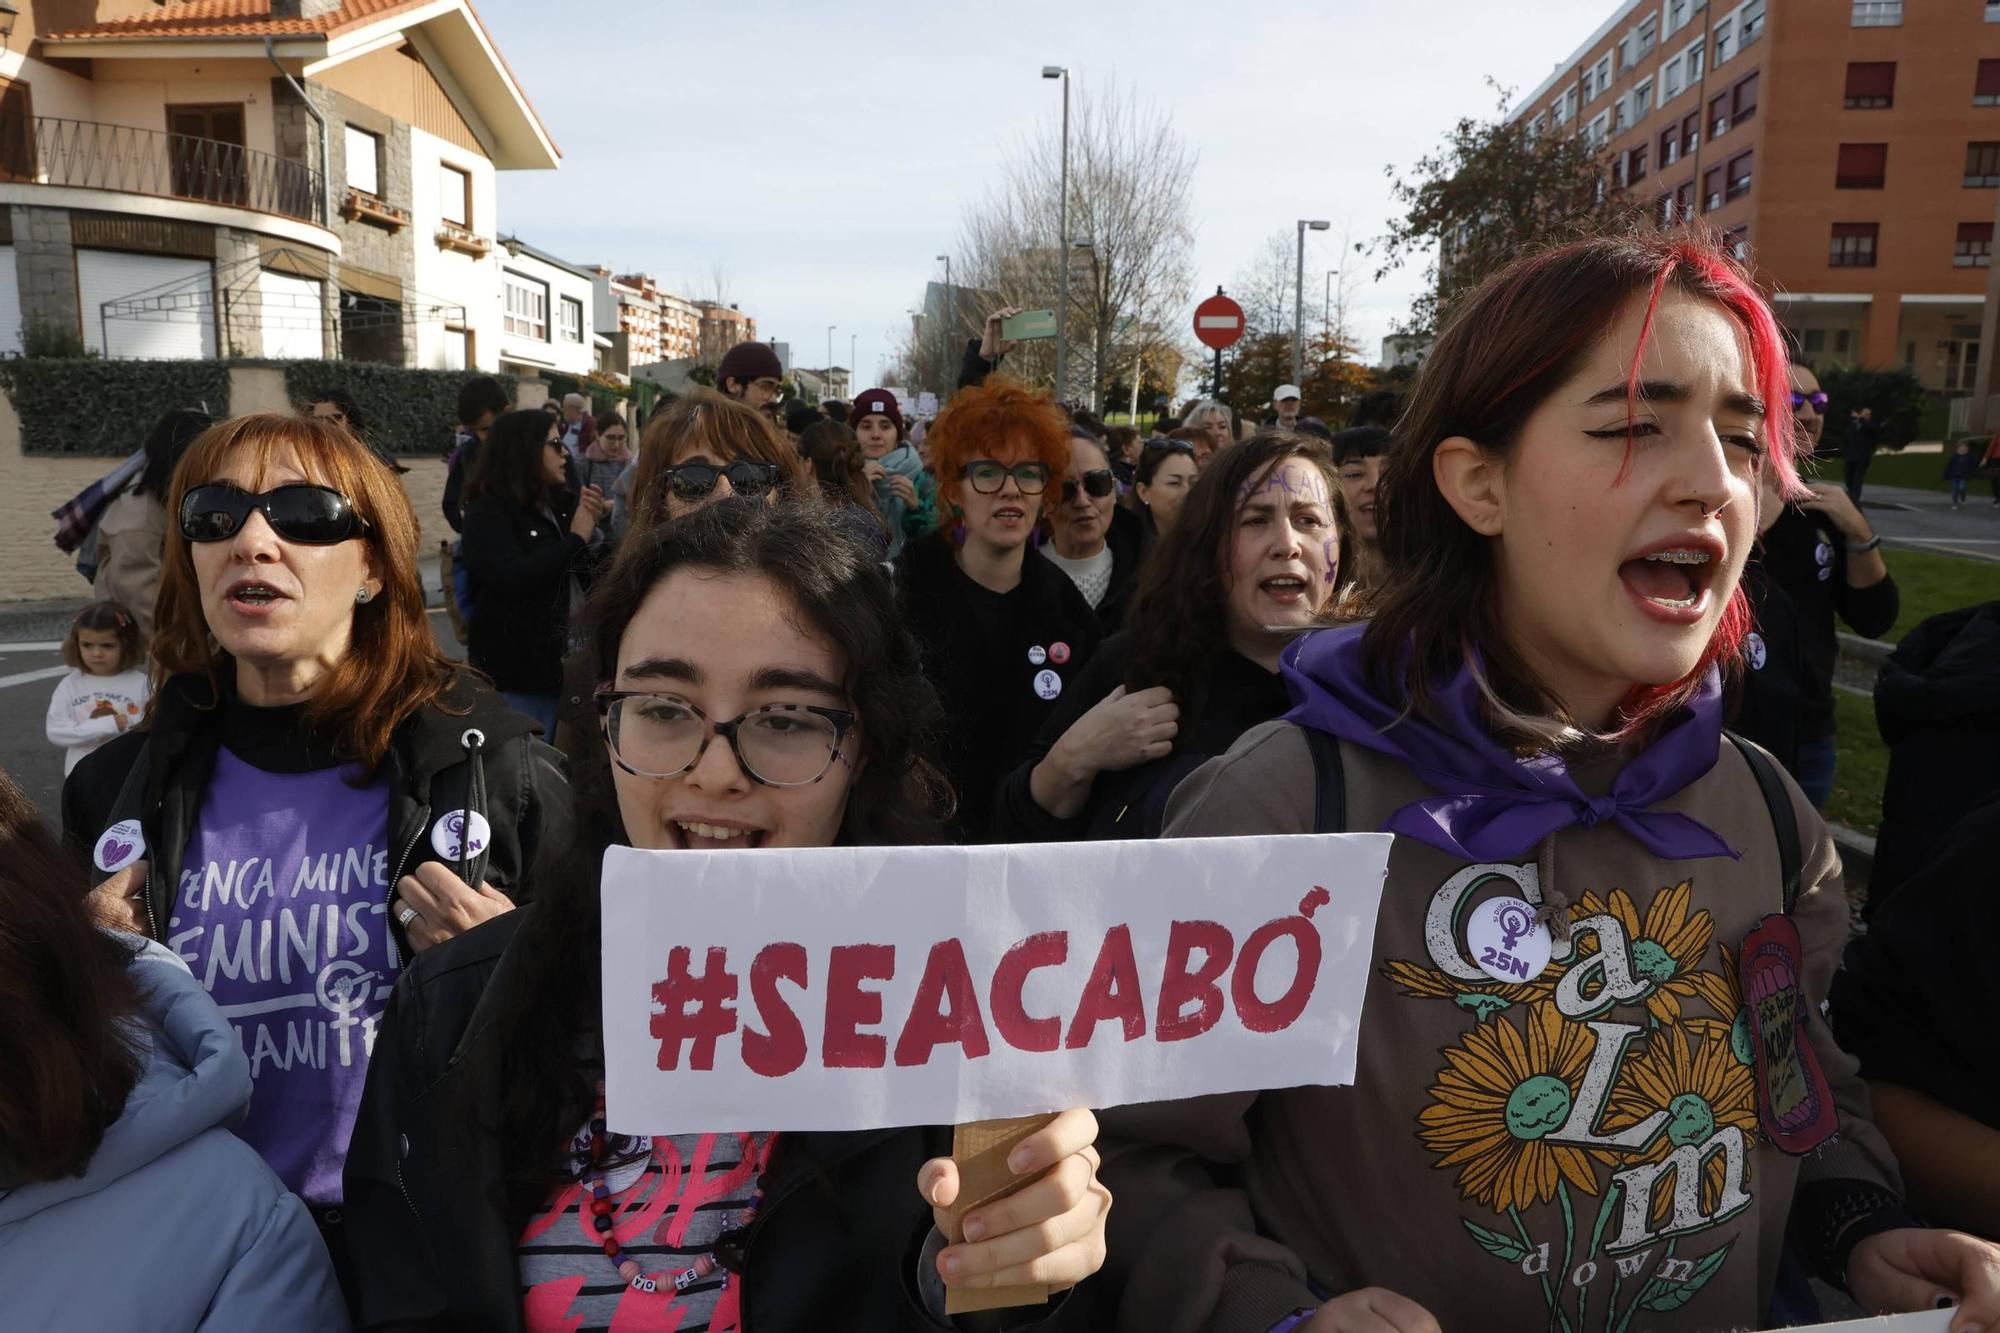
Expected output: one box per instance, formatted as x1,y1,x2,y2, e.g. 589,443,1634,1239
927,376,1073,511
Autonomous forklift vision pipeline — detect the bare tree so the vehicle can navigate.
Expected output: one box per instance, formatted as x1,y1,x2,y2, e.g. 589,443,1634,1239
1230,231,1297,338
950,78,1197,411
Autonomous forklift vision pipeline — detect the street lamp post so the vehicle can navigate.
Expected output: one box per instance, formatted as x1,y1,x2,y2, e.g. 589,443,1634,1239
1294,219,1330,388
936,253,952,393
1043,65,1070,404
826,325,836,395
850,333,857,394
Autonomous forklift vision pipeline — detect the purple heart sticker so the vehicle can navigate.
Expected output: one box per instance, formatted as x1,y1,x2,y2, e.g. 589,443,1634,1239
102,837,135,866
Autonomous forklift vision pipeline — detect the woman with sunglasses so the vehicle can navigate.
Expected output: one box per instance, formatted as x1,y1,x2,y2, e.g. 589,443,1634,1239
1131,435,1200,547
898,377,1101,842
460,409,610,733
621,389,797,541
993,434,1352,844
1044,431,1144,630
343,500,1110,1331
62,413,568,1296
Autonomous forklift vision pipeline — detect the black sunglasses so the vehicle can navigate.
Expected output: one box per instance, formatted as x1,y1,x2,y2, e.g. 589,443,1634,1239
665,460,783,501
1142,438,1196,457
1060,469,1116,503
179,483,368,545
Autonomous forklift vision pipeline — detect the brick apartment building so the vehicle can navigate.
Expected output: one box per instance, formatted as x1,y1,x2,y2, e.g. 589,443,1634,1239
1512,0,1999,411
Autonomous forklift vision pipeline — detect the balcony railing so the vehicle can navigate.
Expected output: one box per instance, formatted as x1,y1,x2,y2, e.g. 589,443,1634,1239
4,117,324,226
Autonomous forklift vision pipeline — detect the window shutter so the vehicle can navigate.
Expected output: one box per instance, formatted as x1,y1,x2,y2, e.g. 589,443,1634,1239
1835,142,1888,188
1844,62,1896,103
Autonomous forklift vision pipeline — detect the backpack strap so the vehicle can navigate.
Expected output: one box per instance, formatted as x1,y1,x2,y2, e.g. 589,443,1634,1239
1303,724,1346,835
1728,731,1802,914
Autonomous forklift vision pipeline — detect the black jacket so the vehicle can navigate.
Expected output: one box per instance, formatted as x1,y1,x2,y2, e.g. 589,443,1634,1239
1867,600,2000,911
1728,556,1805,778
1093,506,1145,633
1760,505,1899,742
61,671,569,957
461,490,589,695
990,632,1292,843
898,538,1102,843
343,909,1098,1332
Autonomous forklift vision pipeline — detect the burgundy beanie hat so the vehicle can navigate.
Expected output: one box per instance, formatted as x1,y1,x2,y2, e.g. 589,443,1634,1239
848,389,905,435
717,341,784,388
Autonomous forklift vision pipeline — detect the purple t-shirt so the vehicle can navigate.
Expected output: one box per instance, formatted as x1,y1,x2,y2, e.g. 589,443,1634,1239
166,746,395,1205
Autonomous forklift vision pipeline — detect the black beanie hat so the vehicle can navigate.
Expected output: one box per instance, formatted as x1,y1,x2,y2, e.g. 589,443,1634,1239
717,341,784,388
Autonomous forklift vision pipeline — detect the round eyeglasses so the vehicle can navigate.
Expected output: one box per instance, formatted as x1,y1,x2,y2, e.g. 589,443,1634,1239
597,691,855,787
959,460,1051,494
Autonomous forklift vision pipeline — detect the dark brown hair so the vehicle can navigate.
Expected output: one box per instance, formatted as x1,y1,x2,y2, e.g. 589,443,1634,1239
798,419,885,528
0,768,143,1183
462,409,562,513
625,389,802,541
1125,432,1352,716
1366,229,1801,734
153,414,464,771
63,601,144,673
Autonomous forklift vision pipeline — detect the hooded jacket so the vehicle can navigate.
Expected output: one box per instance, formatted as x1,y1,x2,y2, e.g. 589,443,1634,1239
0,938,347,1332
1103,625,1909,1333
1868,600,2000,910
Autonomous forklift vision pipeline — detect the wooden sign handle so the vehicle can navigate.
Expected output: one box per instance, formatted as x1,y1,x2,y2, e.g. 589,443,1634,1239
943,1113,1059,1315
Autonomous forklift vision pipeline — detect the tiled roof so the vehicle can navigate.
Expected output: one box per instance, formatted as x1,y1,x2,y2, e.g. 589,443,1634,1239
42,0,426,41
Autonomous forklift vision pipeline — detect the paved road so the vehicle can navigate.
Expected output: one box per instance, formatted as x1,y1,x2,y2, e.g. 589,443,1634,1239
1859,481,2000,562
1,605,465,823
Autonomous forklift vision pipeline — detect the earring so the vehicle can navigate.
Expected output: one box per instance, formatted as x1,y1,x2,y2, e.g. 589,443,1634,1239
355,587,373,604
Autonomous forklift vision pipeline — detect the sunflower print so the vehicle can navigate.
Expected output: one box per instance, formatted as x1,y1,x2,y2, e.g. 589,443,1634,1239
1418,1002,1618,1212
1564,881,1737,1024
1382,957,1555,1020
1602,1025,1759,1225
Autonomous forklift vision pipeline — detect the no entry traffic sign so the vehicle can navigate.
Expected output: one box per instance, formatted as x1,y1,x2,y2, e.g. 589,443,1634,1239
1194,292,1246,351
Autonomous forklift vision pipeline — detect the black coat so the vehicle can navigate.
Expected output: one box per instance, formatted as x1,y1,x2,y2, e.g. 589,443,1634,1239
461,490,589,696
1760,505,1899,742
1867,600,2000,911
990,632,1292,843
1728,557,1805,778
343,909,1099,1332
61,671,569,957
1092,506,1146,633
898,538,1102,843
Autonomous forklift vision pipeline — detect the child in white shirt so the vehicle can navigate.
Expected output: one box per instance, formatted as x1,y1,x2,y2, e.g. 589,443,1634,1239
45,601,150,775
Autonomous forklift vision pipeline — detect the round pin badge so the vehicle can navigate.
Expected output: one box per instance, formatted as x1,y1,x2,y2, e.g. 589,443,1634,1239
431,809,492,862
93,819,145,874
1028,645,1048,665
1745,631,1768,671
1032,668,1063,701
1049,641,1072,665
1465,895,1553,984
1814,541,1834,582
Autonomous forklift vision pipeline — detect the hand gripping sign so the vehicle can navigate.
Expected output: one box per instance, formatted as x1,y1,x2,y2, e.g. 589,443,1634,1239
600,833,1391,1136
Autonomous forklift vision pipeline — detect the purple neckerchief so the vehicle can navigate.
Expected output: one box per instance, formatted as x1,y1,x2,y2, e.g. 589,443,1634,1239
1280,623,1739,862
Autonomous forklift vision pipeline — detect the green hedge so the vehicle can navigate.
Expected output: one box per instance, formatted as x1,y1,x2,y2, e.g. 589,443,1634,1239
0,358,517,457
279,361,517,457
0,358,231,456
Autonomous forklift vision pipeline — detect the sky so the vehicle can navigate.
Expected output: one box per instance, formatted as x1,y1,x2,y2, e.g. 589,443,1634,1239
476,0,1613,391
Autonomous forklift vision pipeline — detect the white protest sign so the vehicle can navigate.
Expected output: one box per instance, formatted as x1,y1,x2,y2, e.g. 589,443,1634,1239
1791,1313,1952,1333
601,833,1391,1135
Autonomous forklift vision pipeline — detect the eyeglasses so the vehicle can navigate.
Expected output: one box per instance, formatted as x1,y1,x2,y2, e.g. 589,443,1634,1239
1060,469,1116,503
597,691,855,787
179,483,368,545
1790,390,1829,413
665,460,783,502
1142,439,1196,457
959,460,1051,494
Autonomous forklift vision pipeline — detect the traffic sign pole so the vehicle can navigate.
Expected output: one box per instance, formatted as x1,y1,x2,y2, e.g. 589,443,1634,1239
1193,287,1246,407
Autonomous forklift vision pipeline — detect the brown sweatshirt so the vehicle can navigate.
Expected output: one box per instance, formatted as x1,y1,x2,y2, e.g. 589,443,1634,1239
1104,721,1903,1333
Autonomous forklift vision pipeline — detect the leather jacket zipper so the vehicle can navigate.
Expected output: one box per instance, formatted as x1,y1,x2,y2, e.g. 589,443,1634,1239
386,805,429,971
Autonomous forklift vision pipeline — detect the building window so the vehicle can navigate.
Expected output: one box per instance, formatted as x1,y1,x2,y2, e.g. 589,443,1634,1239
1588,111,1610,148
1633,77,1654,119
1829,222,1879,267
1851,0,1901,24
1741,0,1765,43
1989,1,2000,22
1683,112,1700,155
440,164,471,227
1715,15,1735,62
442,325,469,371
1593,55,1612,96
1637,13,1659,56
1553,90,1571,127
1959,222,1996,266
1665,57,1685,100
1704,165,1725,211
1628,144,1650,184
559,295,585,342
1582,62,1600,102
1614,97,1628,133
1687,40,1705,84
1978,60,2000,106
1802,328,1826,353
1710,92,1731,139
1844,62,1896,109
1666,0,1692,36
1727,150,1754,201
1565,86,1581,123
1836,142,1888,189
1661,126,1681,166
344,125,381,197
504,271,549,340
1967,142,2000,186
1733,72,1760,125
1725,226,1750,261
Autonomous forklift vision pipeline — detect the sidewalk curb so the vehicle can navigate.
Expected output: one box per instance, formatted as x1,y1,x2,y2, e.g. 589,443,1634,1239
1836,632,1893,667
1829,821,1876,884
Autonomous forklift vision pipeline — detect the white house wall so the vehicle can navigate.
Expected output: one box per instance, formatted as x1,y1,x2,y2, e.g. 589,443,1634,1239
10,53,98,123
90,59,282,159
496,250,595,377
407,124,499,371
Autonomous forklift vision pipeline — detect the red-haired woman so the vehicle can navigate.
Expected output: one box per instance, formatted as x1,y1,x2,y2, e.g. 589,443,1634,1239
61,413,569,1294
1106,233,2000,1332
897,376,1101,841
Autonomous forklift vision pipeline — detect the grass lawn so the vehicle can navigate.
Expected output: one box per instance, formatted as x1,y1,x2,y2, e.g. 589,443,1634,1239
1828,690,1890,838
1878,546,2000,640
1840,450,1959,495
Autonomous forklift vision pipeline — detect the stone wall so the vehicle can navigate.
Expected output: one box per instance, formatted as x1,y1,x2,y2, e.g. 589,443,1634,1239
12,206,80,341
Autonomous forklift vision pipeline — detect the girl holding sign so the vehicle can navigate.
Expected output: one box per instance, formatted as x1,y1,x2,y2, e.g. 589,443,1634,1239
1110,232,2000,1333
343,499,1111,1332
